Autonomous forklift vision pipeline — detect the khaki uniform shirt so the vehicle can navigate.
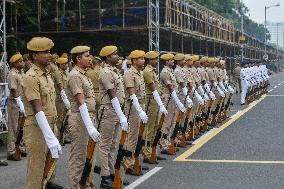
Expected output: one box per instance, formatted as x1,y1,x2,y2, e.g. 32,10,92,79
189,67,202,86
123,66,146,103
87,66,102,94
99,64,125,105
184,67,196,88
53,69,68,98
174,65,186,95
198,67,209,83
66,65,96,113
7,68,24,100
143,64,160,95
160,66,178,96
213,67,221,82
22,64,57,118
207,67,217,82
233,66,241,77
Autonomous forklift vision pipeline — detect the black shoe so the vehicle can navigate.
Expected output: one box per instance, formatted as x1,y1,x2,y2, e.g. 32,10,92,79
143,158,159,164
0,160,8,166
241,103,245,106
94,165,101,174
100,176,114,189
21,150,27,157
7,154,20,161
45,181,63,189
141,165,149,171
123,179,130,186
160,149,173,155
125,168,136,176
64,138,71,144
176,147,180,152
157,155,167,161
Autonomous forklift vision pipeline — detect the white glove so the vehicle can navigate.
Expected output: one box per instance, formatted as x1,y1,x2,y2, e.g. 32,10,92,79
111,97,128,131
197,86,206,97
60,90,71,109
0,110,2,119
216,86,225,97
152,90,168,115
130,94,148,124
186,96,193,108
171,90,186,112
203,93,209,102
227,85,234,94
204,83,211,94
182,86,188,97
79,103,101,142
219,82,228,93
35,111,62,159
209,91,216,100
193,89,204,105
15,96,25,114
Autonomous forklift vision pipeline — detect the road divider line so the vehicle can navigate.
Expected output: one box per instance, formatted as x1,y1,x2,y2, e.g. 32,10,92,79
124,167,163,189
229,110,241,119
174,95,267,161
268,89,273,93
184,159,284,164
274,86,277,89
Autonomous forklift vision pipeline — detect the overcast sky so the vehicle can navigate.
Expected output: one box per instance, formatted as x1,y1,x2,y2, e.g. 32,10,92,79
243,0,284,24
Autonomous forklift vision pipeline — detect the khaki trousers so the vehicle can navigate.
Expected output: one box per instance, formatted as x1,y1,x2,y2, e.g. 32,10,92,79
68,112,96,189
7,99,19,155
160,96,178,150
124,100,142,167
143,96,159,158
23,116,57,189
98,104,120,177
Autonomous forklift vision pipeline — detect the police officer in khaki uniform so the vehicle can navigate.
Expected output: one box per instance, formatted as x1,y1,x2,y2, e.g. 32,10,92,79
233,62,241,93
159,53,186,154
98,46,127,188
66,46,101,189
22,37,62,189
7,53,26,160
53,57,70,139
143,51,168,163
123,50,148,174
87,56,103,114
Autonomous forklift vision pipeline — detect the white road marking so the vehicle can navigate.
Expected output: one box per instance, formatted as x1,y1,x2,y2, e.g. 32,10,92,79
193,128,218,145
124,167,163,189
274,86,277,89
268,89,273,93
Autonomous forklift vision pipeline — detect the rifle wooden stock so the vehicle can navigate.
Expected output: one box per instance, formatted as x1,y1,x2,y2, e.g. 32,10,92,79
217,96,226,123
223,94,233,119
149,114,165,163
42,151,56,189
113,131,132,189
79,107,104,189
149,97,170,163
168,111,183,155
15,113,25,160
211,96,223,126
207,99,214,125
79,139,96,189
59,109,70,146
179,107,192,147
194,105,202,136
132,122,145,176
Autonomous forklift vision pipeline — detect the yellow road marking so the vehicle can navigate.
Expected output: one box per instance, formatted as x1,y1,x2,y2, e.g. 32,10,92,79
174,95,267,161
183,159,284,164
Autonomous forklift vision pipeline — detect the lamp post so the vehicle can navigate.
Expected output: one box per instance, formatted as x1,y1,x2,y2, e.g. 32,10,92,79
264,3,280,60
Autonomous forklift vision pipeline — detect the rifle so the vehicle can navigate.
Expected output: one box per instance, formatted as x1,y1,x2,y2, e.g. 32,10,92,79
223,93,233,119
113,100,133,189
59,108,70,146
79,107,105,189
168,92,188,155
14,113,26,160
211,96,223,126
149,97,171,164
132,97,151,176
178,107,192,147
42,151,62,189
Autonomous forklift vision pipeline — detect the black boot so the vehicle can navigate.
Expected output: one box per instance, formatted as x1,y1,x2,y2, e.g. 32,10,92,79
100,175,114,189
45,181,63,189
